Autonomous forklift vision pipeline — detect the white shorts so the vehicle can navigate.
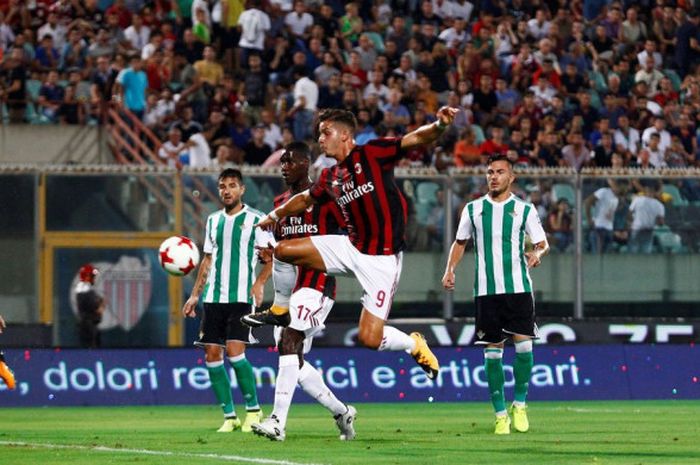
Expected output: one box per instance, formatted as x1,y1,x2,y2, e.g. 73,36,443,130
310,234,403,320
272,287,333,354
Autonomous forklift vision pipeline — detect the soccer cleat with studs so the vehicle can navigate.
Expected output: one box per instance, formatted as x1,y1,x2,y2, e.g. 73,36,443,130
409,332,440,379
240,309,291,328
334,404,357,440
242,409,263,433
251,415,286,441
216,417,241,433
0,355,15,390
509,404,529,432
494,414,511,435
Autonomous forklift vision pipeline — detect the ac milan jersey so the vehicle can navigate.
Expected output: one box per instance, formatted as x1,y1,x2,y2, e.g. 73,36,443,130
274,190,345,297
309,138,408,255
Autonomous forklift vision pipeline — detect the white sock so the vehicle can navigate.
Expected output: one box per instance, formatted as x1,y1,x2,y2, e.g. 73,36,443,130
378,326,416,352
272,355,300,428
298,361,346,416
272,258,296,308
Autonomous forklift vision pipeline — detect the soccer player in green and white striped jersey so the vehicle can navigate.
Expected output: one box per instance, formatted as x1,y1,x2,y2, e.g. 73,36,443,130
183,168,274,433
442,155,549,435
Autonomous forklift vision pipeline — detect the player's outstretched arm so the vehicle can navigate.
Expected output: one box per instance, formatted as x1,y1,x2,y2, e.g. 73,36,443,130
0,314,6,333
257,189,317,230
442,238,468,291
401,106,458,150
183,254,212,317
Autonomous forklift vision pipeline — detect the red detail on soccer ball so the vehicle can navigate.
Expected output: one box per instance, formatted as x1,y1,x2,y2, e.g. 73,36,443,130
158,235,200,276
159,248,174,264
177,236,194,249
180,258,196,275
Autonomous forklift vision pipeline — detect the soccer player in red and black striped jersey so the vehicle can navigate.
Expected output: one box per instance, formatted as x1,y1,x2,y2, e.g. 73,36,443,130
244,142,356,441
256,106,458,380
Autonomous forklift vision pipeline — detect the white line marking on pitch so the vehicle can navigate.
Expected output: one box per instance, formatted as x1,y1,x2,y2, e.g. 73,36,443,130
0,441,329,465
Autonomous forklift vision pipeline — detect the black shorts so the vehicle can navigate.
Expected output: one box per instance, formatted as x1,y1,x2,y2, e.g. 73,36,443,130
195,302,255,347
474,292,538,345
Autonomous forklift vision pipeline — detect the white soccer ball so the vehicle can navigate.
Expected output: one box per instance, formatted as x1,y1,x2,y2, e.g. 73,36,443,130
158,236,200,276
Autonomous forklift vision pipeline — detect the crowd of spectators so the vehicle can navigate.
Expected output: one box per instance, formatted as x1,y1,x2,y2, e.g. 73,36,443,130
3,0,700,171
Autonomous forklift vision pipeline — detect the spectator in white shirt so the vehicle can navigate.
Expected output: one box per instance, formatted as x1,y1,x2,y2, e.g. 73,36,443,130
585,181,627,253
438,17,468,51
451,0,474,22
291,66,318,141
635,56,664,96
614,114,641,156
260,109,283,150
628,182,665,254
641,116,671,153
159,127,188,167
527,8,551,40
38,13,68,50
636,40,663,70
124,14,151,51
284,1,314,39
237,0,271,64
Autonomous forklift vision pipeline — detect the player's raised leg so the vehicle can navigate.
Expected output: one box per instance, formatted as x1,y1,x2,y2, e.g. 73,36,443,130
243,238,326,328
241,258,294,328
509,336,533,433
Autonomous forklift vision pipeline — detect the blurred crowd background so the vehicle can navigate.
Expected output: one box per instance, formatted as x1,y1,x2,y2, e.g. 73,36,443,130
3,0,700,255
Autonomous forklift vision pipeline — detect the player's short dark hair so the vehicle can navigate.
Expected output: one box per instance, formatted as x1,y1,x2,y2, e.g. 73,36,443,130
317,109,358,134
218,168,243,182
487,154,514,168
285,141,311,159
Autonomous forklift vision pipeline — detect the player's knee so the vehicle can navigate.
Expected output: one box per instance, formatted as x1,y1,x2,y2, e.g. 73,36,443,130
273,241,293,263
279,327,304,355
357,328,382,350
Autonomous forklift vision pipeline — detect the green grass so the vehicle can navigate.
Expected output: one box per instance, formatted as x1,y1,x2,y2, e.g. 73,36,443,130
0,401,699,465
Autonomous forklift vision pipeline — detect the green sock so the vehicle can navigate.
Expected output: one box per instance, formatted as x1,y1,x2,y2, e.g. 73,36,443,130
484,349,506,413
230,356,260,410
513,350,534,404
206,362,235,416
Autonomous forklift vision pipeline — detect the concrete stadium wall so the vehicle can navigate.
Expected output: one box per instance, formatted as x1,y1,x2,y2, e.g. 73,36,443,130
0,125,106,164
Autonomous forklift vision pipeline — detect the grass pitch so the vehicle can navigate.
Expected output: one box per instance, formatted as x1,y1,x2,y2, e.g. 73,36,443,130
0,401,698,465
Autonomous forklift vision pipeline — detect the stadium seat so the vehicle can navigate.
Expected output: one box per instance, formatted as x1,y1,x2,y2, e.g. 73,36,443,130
471,125,486,145
664,69,682,92
654,225,683,253
662,183,688,206
552,183,575,205
365,31,385,54
25,79,50,124
588,70,608,93
588,90,602,110
415,181,440,205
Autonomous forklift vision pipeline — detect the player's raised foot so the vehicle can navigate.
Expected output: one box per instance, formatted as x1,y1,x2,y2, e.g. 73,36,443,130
251,415,286,441
242,409,263,433
409,332,439,379
494,414,511,435
509,404,529,433
217,417,241,433
334,404,357,440
240,308,291,328
0,359,16,390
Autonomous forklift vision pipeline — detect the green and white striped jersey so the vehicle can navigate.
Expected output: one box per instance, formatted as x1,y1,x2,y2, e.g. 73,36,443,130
202,205,274,304
456,193,547,297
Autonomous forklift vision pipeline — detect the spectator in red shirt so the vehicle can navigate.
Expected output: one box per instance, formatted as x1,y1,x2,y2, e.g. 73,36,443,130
480,126,509,157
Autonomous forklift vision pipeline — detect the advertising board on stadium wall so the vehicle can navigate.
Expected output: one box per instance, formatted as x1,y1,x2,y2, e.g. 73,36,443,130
295,320,700,347
0,345,697,407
